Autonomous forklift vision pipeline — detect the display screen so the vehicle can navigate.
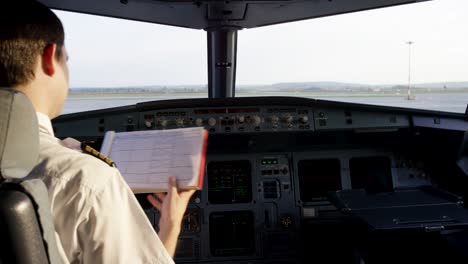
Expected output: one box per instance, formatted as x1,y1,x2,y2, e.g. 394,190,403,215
209,211,255,256
298,159,342,201
208,160,252,204
350,156,393,193
175,238,199,259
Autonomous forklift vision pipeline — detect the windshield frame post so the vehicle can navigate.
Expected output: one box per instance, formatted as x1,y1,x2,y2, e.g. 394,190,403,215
206,27,238,99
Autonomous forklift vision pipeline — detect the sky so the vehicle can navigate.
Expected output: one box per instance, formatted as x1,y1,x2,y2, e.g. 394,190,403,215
55,0,468,88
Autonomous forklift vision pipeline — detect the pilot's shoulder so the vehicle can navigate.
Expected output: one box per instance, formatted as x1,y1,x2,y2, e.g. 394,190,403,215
38,136,119,193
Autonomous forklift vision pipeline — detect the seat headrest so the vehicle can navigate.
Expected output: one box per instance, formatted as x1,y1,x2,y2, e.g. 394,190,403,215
0,88,39,180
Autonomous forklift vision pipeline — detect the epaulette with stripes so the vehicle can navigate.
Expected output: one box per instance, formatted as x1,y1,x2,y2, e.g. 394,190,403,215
80,143,116,167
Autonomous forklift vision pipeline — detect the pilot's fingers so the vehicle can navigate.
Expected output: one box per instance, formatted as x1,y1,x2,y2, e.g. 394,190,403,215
167,176,178,196
147,194,162,211
180,189,196,201
156,193,166,201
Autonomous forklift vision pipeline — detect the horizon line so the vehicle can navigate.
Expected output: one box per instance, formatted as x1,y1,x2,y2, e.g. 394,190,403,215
70,80,468,89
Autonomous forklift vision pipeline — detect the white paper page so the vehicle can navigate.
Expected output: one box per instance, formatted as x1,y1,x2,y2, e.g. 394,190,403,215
107,127,205,192
100,131,116,156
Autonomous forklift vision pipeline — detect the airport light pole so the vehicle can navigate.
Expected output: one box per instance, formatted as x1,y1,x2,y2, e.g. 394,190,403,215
406,41,414,100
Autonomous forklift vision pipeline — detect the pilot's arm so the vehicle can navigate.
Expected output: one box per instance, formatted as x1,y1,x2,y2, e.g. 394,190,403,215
76,170,175,264
147,176,196,257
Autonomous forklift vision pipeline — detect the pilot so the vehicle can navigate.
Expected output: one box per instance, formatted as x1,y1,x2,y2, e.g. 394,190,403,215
0,1,193,263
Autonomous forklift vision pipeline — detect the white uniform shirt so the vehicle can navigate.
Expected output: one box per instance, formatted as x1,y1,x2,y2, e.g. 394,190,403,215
32,112,174,264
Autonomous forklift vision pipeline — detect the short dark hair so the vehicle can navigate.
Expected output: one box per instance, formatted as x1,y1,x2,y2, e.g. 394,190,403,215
0,1,65,87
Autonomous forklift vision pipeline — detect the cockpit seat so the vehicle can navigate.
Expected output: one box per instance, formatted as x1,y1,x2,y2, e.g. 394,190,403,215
0,88,62,264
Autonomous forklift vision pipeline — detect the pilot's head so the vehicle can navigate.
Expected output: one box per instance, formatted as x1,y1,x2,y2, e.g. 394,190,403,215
0,1,69,119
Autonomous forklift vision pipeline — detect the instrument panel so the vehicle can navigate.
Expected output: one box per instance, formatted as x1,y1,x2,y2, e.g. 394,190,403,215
52,97,412,138
53,97,459,263
141,150,431,263
141,106,314,133
140,105,411,134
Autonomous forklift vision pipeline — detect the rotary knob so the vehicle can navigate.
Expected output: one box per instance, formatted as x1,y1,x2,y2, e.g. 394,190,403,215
144,120,153,128
175,118,184,127
195,118,204,126
252,115,262,126
237,115,245,124
283,115,293,124
299,115,309,124
159,119,168,127
270,115,279,124
208,117,217,126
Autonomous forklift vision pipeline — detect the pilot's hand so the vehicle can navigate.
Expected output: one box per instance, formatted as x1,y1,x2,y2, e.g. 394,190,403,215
147,176,195,257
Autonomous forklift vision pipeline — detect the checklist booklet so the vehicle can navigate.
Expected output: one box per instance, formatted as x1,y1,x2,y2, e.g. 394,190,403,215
100,127,208,193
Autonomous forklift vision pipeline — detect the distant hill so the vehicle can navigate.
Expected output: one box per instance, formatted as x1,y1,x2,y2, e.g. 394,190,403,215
410,82,468,89
236,82,371,91
236,81,468,91
69,81,468,94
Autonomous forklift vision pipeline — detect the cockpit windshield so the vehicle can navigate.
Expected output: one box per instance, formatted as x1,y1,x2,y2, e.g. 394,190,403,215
57,0,468,115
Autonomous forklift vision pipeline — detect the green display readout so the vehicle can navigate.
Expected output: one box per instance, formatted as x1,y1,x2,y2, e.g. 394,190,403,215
261,159,278,165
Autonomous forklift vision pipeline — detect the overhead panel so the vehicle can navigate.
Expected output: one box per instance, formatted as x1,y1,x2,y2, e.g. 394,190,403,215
38,0,430,30
38,0,208,29
207,2,247,22
242,0,427,28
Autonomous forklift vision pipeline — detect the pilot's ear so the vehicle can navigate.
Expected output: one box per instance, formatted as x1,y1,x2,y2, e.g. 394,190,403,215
41,43,57,76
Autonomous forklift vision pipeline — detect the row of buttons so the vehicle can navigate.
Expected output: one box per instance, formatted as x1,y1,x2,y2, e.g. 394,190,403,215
261,168,288,176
